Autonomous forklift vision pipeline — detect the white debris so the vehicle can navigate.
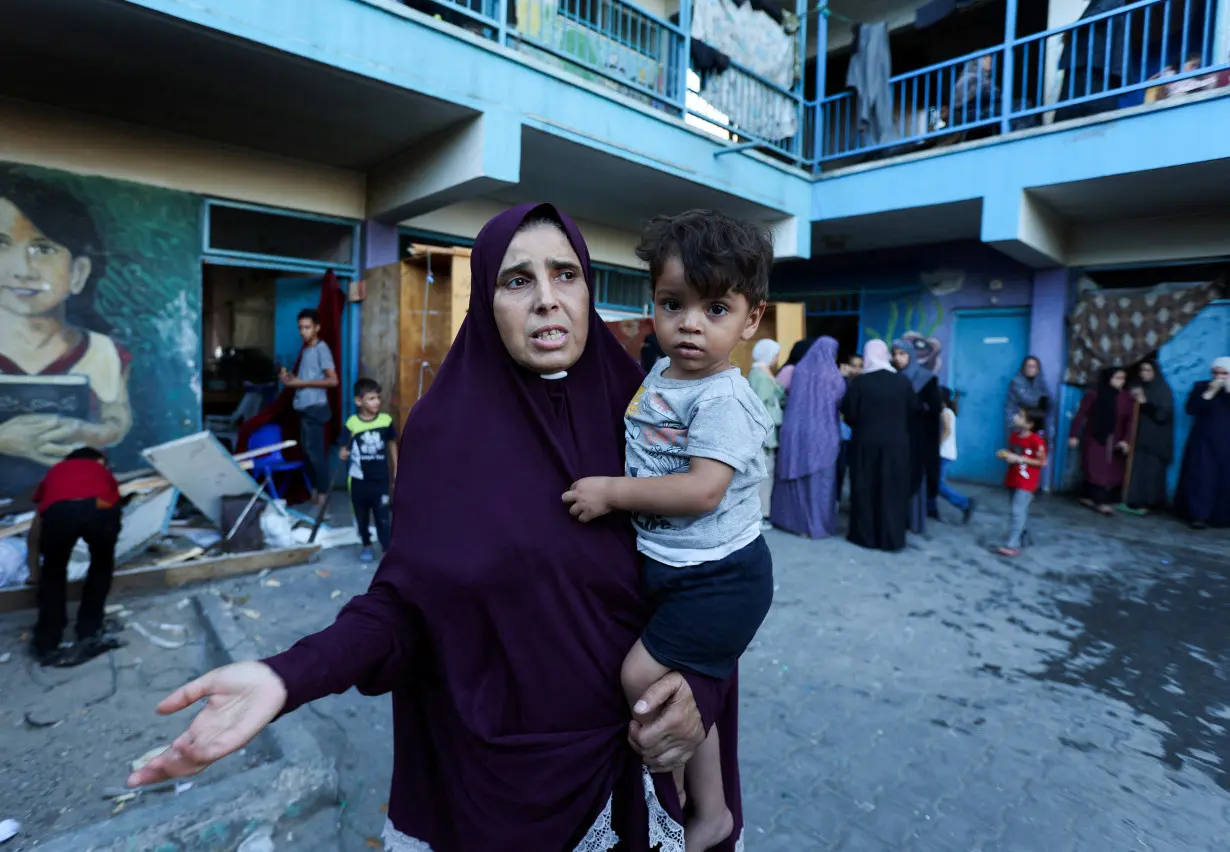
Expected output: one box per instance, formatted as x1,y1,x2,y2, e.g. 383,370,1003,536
0,818,20,843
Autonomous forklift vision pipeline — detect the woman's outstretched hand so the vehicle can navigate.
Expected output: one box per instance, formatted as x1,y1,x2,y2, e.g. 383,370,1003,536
127,661,287,787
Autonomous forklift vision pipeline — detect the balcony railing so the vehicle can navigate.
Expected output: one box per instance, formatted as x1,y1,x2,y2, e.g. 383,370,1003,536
389,0,1226,171
393,0,809,162
816,0,1229,166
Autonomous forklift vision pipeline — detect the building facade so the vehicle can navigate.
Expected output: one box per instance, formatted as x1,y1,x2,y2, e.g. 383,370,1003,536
1,0,1227,499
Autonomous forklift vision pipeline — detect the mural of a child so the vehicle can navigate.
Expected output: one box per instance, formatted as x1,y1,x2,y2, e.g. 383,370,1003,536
0,168,133,493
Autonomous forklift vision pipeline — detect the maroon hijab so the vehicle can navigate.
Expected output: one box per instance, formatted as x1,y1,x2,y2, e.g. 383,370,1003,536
265,204,740,851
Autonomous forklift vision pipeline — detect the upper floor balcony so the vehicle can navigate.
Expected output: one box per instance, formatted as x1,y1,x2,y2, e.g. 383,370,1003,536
373,0,1228,173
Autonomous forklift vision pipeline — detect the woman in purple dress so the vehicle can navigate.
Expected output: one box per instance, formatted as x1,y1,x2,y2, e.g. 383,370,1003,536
127,205,744,852
770,336,846,539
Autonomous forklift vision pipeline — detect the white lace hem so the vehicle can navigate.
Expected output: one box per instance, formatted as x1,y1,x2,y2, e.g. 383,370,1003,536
381,767,688,852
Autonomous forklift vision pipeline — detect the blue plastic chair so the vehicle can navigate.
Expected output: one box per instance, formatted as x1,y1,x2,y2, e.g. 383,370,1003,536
247,423,312,500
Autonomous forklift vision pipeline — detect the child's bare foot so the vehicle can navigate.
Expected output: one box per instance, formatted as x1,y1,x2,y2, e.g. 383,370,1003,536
685,807,733,852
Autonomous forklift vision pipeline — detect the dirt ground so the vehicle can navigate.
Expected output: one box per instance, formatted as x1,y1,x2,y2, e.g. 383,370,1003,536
0,589,271,850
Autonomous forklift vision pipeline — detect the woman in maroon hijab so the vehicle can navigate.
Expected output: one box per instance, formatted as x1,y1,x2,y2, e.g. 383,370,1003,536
128,204,745,851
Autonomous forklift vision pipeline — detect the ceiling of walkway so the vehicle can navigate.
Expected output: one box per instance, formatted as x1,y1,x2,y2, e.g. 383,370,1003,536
488,128,797,231
0,0,472,169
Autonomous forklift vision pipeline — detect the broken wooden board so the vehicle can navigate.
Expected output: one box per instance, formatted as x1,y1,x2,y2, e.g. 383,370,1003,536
142,432,261,526
0,544,320,613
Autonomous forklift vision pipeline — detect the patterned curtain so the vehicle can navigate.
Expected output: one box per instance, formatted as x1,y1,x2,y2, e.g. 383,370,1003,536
1065,279,1225,386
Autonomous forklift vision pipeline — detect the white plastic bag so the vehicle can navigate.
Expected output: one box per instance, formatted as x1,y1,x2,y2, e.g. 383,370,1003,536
0,540,28,589
259,501,294,548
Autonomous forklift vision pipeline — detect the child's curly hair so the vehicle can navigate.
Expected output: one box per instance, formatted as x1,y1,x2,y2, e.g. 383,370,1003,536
636,210,773,304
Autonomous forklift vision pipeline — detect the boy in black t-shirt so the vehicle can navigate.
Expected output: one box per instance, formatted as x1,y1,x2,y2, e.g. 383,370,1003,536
338,378,398,563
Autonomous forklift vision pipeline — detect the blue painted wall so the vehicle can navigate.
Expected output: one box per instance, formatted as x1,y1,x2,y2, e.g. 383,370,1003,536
1159,301,1230,498
774,241,1036,383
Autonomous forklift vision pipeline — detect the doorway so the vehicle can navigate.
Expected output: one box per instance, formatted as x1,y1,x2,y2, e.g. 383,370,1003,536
950,308,1031,484
200,264,329,451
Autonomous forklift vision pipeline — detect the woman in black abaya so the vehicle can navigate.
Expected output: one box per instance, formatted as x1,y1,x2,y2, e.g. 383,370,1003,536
1123,359,1174,513
892,339,942,531
842,340,917,552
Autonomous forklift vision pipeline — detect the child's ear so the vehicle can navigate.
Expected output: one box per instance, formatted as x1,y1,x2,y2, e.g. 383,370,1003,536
69,257,92,296
741,300,767,341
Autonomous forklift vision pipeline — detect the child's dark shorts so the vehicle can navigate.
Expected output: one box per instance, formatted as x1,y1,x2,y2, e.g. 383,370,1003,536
640,535,774,680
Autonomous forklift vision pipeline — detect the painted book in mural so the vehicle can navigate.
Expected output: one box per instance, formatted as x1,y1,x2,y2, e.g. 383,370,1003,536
0,374,91,424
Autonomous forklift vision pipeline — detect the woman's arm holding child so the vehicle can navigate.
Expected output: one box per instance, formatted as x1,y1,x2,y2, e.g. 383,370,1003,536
564,459,734,523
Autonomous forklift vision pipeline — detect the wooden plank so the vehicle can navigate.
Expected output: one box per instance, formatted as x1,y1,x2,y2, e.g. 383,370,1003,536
362,262,403,425
449,252,472,342
0,545,320,614
407,244,471,259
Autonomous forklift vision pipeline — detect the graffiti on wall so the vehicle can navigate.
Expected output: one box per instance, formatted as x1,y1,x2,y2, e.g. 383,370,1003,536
861,267,1032,381
0,163,201,497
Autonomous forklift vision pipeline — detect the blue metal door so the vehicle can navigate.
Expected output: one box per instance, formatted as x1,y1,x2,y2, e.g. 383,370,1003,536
949,309,1031,484
1158,300,1230,500
273,276,323,372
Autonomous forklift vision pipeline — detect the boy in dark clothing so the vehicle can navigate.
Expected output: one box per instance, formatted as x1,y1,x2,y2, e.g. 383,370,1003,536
27,447,126,666
338,378,398,563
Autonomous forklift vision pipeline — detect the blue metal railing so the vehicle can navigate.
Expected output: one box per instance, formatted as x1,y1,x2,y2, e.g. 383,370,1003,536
392,0,808,162
815,0,1228,166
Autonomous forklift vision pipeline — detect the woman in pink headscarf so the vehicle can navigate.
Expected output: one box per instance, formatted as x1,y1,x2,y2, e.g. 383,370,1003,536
840,339,918,552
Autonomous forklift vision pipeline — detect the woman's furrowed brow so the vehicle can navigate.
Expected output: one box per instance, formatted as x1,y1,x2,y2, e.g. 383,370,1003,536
497,260,534,279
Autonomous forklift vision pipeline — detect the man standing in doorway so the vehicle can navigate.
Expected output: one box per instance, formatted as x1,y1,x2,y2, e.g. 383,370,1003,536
280,308,338,507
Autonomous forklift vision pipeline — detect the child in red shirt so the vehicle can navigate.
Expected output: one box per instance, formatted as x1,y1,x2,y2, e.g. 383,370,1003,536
996,407,1047,557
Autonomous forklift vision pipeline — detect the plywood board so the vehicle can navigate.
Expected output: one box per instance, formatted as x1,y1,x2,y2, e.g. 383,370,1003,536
0,544,320,614
361,262,402,424
115,487,178,566
142,432,259,526
449,252,472,341
732,302,807,376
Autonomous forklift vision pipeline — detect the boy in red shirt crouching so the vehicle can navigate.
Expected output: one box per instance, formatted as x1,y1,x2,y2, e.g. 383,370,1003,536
28,447,126,667
996,407,1047,557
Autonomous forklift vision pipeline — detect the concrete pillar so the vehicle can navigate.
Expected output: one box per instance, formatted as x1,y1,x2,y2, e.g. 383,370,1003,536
1029,267,1068,487
362,220,400,271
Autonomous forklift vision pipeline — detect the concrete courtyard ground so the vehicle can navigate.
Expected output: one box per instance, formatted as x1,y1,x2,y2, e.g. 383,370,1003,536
3,484,1227,850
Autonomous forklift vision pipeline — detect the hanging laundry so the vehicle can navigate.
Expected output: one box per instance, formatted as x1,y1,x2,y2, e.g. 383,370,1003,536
691,0,798,140
691,39,732,79
845,21,894,145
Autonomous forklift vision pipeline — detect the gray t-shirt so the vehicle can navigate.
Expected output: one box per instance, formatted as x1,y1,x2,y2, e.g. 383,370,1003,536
293,341,335,411
624,360,772,567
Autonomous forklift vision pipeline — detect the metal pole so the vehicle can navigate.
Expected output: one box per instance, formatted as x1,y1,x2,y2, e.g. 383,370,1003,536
793,0,808,160
678,0,693,117
1214,0,1230,66
496,0,508,44
812,8,828,170
1002,0,1018,135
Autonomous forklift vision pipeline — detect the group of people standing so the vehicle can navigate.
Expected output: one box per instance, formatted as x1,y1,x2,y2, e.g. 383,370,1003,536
745,334,970,552
1070,355,1230,529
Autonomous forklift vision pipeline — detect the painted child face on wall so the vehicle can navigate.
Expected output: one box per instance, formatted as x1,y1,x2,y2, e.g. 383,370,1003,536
0,198,91,318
